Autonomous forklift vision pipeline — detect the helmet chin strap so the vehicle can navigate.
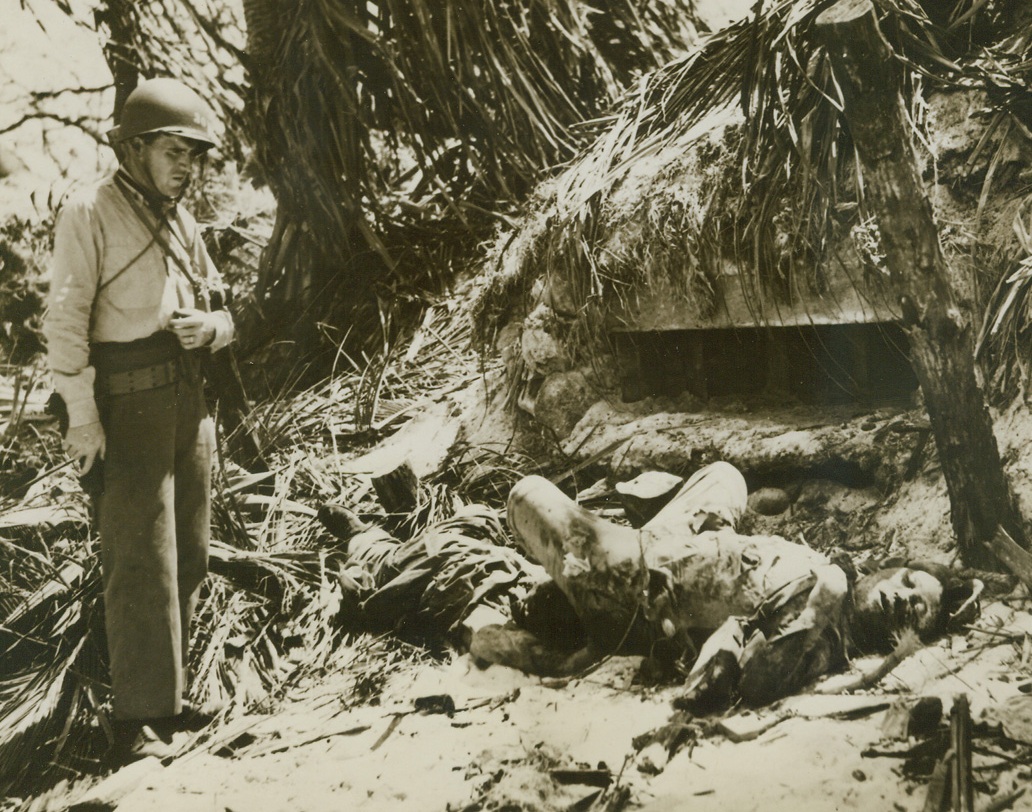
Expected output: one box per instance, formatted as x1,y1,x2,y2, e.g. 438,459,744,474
125,139,189,203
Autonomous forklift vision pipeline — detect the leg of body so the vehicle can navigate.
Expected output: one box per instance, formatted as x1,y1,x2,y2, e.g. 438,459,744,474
507,475,640,578
507,464,749,649
646,461,748,533
507,475,643,649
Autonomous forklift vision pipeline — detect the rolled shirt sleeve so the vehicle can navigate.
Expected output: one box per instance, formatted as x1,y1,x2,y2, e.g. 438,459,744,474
44,195,103,427
208,309,235,352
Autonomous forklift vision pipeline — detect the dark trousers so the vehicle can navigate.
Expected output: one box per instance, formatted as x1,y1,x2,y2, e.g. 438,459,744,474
95,336,213,720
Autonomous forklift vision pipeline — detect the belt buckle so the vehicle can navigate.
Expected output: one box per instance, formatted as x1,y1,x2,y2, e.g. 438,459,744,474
101,358,177,396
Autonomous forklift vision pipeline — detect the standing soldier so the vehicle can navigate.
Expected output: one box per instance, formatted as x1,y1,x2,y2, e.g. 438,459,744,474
44,78,234,763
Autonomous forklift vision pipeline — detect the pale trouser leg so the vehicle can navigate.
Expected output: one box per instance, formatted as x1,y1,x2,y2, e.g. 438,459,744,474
506,463,749,650
507,462,749,582
506,475,642,648
646,461,748,532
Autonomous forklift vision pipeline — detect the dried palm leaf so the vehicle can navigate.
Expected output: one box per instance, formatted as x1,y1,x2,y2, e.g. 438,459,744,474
245,0,703,356
0,545,106,796
476,0,1032,369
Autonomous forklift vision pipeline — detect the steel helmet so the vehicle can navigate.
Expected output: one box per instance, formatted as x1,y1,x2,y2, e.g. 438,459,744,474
109,78,219,148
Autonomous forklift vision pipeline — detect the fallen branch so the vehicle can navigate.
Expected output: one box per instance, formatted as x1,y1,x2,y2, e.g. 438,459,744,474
249,723,371,757
986,527,1032,590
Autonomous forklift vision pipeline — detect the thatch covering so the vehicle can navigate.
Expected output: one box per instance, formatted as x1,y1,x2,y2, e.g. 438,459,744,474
475,0,1032,367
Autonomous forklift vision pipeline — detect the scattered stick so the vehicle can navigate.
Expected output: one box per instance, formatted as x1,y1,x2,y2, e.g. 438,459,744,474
961,626,1024,641
951,694,975,812
983,786,1027,812
986,527,1032,591
923,755,950,812
922,693,976,812
370,713,404,751
249,724,371,757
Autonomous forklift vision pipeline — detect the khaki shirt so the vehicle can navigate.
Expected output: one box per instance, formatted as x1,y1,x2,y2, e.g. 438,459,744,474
44,173,234,427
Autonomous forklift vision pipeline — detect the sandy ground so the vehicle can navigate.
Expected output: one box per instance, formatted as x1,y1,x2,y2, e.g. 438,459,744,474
12,363,1032,812
59,596,1032,812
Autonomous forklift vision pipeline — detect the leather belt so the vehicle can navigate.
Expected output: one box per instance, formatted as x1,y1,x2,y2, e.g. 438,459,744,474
97,358,178,397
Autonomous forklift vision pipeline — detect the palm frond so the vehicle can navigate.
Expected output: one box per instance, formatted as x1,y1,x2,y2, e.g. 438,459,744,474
248,287,483,458
0,268,535,795
976,201,1032,401
0,547,106,796
246,0,703,357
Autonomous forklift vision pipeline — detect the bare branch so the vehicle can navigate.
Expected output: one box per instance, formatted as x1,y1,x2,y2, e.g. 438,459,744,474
0,111,108,144
30,85,111,102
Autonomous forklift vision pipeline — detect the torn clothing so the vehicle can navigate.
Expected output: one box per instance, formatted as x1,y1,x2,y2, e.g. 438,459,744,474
681,563,849,706
44,172,233,428
496,462,850,703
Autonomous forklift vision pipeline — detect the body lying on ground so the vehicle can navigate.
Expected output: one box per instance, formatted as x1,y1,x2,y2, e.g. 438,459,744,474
327,504,546,643
325,462,984,711
470,462,984,709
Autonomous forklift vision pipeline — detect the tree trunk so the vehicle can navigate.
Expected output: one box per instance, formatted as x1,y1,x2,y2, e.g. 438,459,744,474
95,0,139,127
815,0,1025,569
241,0,283,70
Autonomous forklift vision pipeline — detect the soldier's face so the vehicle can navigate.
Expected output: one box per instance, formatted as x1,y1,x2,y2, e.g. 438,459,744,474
130,133,203,198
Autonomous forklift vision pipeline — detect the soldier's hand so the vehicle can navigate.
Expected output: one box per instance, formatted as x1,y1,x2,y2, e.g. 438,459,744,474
65,422,106,475
170,308,218,350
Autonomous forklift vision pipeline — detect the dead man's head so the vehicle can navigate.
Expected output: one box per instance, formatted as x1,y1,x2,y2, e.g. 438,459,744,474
850,563,981,652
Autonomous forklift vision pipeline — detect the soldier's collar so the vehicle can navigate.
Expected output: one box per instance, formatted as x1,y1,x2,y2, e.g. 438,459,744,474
115,168,179,219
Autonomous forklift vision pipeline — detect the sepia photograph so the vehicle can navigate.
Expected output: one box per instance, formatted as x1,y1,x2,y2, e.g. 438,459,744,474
1,0,1032,809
